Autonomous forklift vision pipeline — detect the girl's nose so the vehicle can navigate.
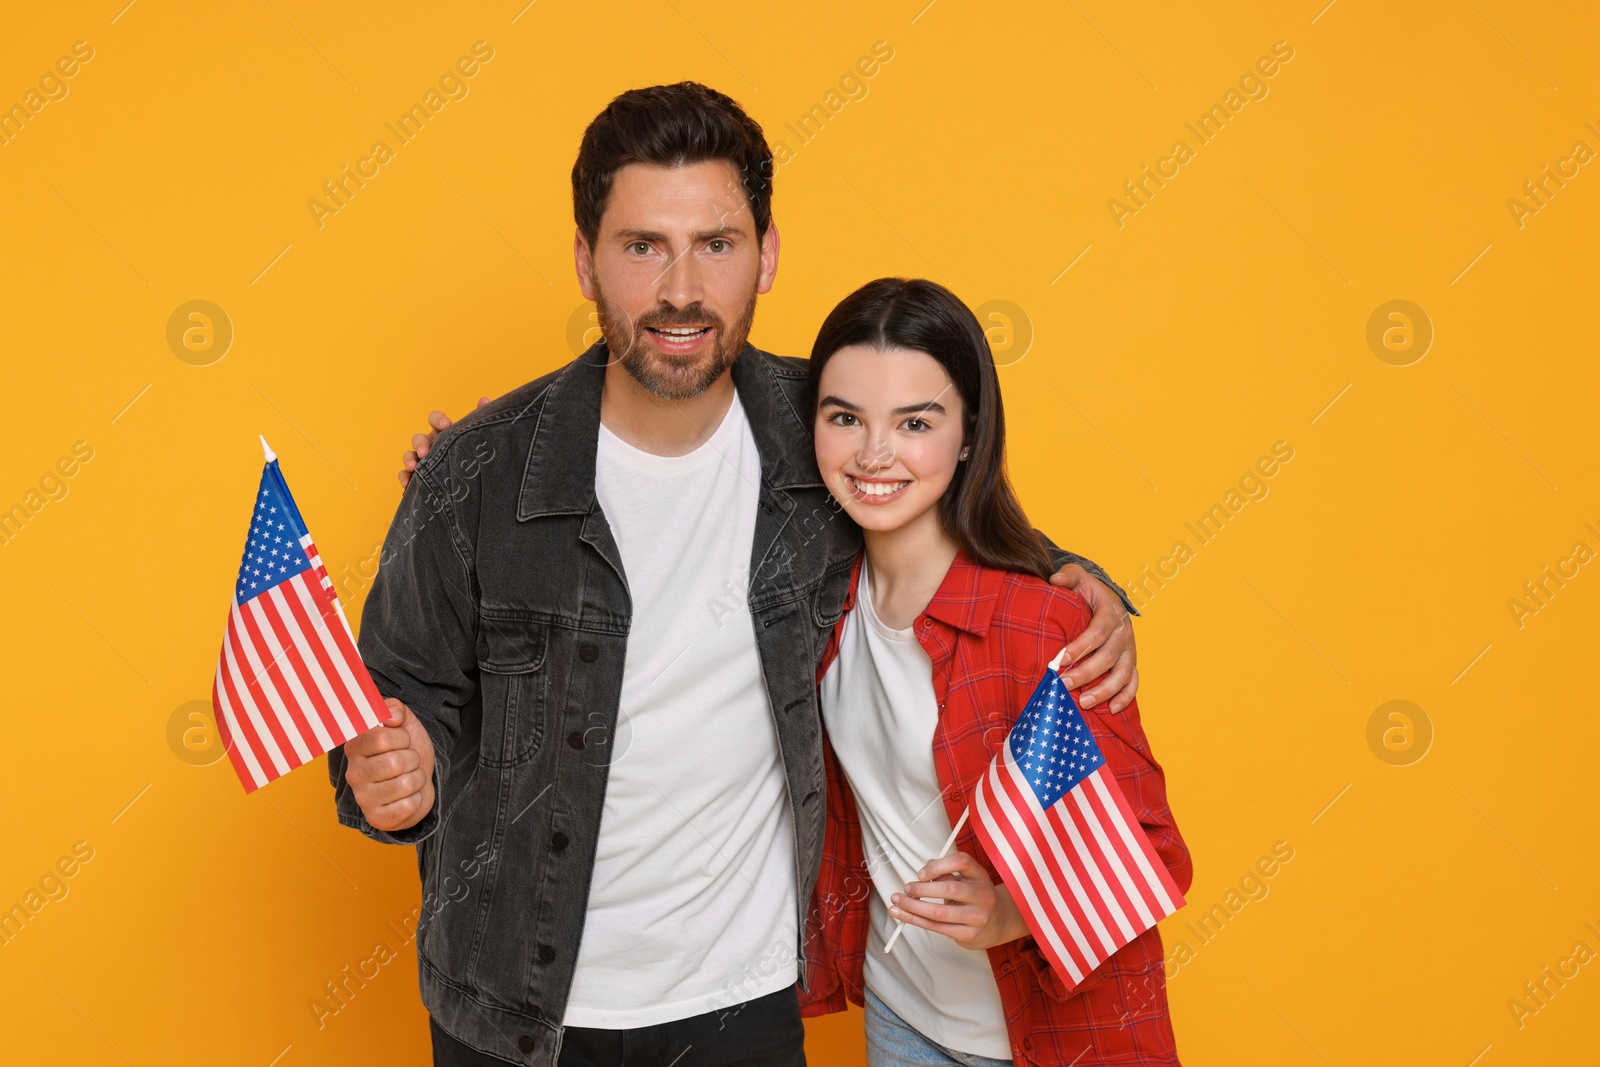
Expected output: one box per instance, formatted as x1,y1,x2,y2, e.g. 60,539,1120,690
857,432,894,471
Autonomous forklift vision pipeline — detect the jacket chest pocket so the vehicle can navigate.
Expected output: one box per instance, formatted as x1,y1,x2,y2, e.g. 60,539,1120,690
476,613,550,768
810,554,856,629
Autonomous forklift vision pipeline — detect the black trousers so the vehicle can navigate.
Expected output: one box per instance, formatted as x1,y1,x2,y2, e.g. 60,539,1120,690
430,986,807,1067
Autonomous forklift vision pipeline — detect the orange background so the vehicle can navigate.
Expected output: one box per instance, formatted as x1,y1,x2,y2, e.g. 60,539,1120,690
2,1,1596,1064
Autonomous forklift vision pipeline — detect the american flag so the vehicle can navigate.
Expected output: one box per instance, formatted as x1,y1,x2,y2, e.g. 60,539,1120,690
211,439,388,793
971,659,1185,988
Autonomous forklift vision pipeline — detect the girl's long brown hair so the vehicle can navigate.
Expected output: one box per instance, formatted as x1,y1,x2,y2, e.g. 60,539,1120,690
808,277,1055,582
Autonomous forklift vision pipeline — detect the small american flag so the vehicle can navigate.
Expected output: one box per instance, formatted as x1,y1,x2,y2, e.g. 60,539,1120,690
211,438,387,793
971,655,1185,988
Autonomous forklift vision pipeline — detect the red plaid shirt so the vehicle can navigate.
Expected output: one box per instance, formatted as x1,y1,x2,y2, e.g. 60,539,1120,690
800,549,1193,1066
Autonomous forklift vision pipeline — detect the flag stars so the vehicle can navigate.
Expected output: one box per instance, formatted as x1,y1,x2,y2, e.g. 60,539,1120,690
237,478,316,602
1006,682,1109,806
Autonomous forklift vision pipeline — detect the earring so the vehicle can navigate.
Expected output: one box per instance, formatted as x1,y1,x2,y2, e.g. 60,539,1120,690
959,448,970,460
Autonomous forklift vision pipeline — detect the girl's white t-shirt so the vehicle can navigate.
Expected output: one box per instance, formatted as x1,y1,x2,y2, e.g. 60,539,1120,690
818,557,1012,1059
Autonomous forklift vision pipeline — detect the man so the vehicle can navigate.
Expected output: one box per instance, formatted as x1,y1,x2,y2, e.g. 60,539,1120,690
332,82,1138,1067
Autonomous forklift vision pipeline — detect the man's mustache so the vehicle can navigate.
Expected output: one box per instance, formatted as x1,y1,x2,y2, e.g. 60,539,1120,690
632,306,725,331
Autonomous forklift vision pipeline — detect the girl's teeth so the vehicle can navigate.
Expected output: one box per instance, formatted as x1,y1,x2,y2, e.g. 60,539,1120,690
855,478,908,496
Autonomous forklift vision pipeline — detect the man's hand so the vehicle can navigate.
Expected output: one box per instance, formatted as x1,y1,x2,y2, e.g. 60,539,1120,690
1049,563,1138,713
344,698,437,832
889,852,1028,951
398,397,490,489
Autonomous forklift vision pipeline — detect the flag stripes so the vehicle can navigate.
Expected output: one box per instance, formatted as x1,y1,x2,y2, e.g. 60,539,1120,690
212,453,387,793
970,671,1185,991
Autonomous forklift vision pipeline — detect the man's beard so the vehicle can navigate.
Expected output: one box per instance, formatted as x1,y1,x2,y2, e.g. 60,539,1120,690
594,282,759,401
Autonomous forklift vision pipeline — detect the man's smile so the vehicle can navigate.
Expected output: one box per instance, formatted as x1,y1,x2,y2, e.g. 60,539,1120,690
643,324,715,355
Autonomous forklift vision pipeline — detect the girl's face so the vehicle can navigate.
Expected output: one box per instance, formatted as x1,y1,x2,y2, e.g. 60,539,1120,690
813,344,967,533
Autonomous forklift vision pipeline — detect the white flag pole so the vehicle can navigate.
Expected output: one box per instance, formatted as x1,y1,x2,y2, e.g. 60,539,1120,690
885,647,1068,954
884,806,970,954
889,646,1062,953
260,435,277,462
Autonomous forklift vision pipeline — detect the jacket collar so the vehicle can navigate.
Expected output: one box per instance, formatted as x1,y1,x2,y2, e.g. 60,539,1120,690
842,546,1004,637
518,341,823,520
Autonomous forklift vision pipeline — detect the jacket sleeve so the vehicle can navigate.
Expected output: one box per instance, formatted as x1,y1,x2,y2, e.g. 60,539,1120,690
1035,530,1138,617
1048,585,1189,890
1022,593,1190,1000
1082,695,1192,896
328,457,480,846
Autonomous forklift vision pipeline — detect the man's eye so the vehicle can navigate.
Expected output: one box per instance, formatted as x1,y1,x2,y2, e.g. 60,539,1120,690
708,239,730,253
628,242,651,255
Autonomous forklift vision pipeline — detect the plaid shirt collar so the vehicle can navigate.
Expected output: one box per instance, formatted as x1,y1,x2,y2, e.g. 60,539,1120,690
841,546,1006,639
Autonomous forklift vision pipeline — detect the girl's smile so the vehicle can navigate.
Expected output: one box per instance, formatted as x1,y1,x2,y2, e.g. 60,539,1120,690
845,474,912,504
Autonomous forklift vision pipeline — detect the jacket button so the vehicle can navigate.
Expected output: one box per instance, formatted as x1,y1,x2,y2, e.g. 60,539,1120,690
538,944,556,964
518,1035,535,1053
579,644,599,662
951,790,963,803
567,731,584,749
551,831,569,851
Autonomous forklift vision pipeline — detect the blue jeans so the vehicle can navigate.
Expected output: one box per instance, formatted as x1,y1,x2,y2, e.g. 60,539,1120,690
864,987,1013,1067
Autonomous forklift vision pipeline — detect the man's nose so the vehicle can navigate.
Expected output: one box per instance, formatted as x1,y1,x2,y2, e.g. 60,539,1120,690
655,246,705,311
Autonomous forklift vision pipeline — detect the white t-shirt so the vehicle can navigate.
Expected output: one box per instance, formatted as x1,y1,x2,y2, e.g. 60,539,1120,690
564,392,797,1028
818,557,1011,1059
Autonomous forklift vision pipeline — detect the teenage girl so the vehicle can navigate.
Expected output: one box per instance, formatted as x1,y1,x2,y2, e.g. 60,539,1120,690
800,278,1192,1066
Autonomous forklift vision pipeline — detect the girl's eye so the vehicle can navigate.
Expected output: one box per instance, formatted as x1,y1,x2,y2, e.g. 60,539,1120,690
828,412,858,426
904,418,927,432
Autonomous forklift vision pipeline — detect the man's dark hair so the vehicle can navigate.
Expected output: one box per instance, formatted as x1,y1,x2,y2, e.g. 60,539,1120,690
571,82,774,251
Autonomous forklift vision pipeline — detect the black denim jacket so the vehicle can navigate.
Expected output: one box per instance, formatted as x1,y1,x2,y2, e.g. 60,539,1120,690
329,343,1126,1065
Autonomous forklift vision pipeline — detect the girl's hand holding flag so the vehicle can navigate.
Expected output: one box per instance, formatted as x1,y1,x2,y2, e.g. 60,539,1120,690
889,850,1029,952
883,645,1185,986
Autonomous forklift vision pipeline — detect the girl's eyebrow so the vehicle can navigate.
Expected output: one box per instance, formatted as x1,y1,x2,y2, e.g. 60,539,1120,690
818,395,948,417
